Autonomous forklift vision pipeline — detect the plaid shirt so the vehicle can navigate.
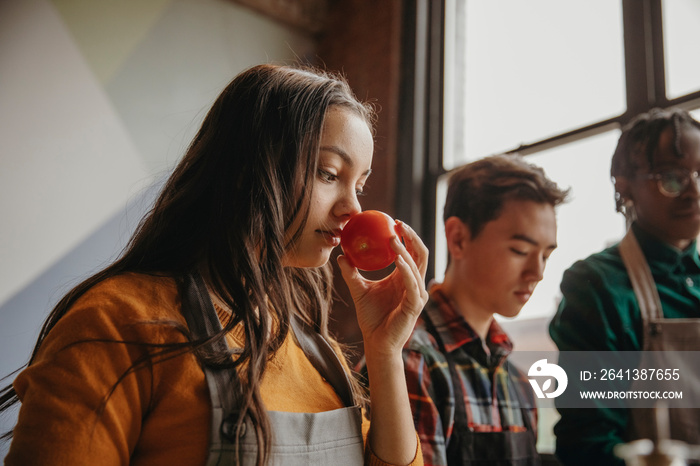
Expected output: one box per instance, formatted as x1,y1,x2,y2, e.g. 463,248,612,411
402,284,538,466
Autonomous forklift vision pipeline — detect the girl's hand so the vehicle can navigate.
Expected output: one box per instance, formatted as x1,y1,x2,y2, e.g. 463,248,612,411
337,220,429,357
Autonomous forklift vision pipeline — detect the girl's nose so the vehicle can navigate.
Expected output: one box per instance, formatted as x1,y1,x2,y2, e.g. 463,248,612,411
335,189,362,219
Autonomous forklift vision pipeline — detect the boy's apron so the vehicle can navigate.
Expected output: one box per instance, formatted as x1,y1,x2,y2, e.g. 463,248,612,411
180,272,364,465
619,229,700,445
423,312,541,465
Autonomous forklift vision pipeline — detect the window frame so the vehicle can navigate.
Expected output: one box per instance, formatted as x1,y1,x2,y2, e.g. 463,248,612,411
397,0,700,283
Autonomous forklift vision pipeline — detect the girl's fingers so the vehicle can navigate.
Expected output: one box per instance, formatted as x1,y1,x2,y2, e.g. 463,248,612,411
395,221,429,278
394,221,430,306
393,239,429,307
392,223,426,285
393,254,423,311
337,255,362,286
391,237,422,287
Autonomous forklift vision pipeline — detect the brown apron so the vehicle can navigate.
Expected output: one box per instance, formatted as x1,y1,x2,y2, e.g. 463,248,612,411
619,229,700,445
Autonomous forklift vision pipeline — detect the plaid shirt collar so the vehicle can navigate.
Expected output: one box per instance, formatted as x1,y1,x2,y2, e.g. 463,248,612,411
425,282,513,358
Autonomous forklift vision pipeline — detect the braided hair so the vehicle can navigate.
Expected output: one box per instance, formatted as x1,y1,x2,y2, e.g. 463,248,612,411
611,107,700,214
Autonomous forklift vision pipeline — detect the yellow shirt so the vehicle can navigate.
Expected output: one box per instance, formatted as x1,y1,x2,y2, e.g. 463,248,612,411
7,272,421,466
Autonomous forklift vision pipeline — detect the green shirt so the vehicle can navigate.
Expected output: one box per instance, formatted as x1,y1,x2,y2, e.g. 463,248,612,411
548,222,700,465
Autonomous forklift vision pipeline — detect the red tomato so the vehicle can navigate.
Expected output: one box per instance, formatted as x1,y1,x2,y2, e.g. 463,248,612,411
340,210,398,271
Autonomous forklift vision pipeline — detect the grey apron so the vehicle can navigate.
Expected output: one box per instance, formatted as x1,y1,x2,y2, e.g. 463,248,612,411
619,229,700,446
180,272,365,465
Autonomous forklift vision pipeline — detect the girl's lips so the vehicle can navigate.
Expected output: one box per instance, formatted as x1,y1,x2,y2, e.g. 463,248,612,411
318,230,341,246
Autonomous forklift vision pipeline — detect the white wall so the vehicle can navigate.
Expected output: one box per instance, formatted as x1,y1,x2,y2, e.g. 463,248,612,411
0,0,313,458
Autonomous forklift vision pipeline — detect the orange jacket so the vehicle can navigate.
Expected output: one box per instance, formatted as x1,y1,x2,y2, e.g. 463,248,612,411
7,273,421,466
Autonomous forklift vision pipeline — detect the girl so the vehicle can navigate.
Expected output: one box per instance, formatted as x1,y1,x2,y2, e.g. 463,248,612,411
1,64,428,465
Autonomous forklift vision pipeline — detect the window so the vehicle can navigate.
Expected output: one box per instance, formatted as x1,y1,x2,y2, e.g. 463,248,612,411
663,0,700,99
445,0,625,170
437,0,700,325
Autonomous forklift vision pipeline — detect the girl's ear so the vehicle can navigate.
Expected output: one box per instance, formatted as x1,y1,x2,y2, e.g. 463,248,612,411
444,216,471,260
613,176,633,202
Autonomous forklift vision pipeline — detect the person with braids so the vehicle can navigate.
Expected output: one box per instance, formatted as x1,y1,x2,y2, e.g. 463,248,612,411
359,154,569,465
0,64,429,466
549,108,700,465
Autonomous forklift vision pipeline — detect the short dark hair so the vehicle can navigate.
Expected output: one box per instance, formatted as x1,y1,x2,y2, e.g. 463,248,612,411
443,153,569,238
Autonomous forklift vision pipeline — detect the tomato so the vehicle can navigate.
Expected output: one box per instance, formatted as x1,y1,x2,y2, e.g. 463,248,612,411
340,210,398,271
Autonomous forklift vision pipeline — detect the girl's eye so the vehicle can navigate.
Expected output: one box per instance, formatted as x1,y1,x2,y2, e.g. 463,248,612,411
510,248,527,256
318,169,337,183
356,187,366,196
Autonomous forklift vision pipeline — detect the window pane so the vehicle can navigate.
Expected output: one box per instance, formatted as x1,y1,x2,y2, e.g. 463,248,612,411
515,130,626,321
448,1,625,169
663,0,700,99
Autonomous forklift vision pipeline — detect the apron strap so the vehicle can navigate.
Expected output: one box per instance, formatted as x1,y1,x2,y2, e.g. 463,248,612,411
506,365,537,434
619,229,664,349
290,318,356,408
180,271,243,463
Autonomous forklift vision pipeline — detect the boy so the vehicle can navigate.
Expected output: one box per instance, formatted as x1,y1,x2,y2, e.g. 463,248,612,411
369,154,568,465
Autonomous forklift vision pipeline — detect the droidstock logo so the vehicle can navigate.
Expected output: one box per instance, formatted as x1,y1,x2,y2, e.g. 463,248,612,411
528,359,568,399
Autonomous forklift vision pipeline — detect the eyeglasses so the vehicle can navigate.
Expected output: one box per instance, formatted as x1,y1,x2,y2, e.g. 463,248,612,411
641,168,700,197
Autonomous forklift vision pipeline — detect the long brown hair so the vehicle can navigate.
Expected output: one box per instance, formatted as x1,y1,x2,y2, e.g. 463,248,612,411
0,64,375,465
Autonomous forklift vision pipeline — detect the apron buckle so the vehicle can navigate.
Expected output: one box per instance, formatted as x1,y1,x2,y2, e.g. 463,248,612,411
221,414,246,441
